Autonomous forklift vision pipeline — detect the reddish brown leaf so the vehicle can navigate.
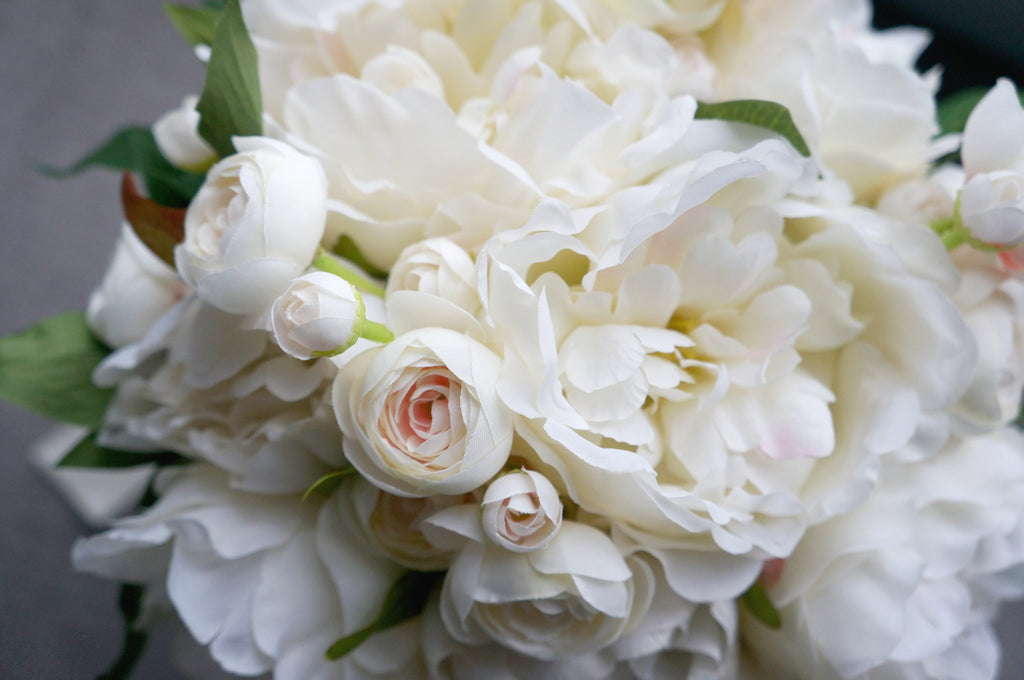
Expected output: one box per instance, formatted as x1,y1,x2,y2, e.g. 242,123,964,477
121,172,186,267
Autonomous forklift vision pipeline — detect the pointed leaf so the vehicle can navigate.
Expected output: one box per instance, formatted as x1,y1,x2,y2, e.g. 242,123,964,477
122,172,186,267
38,126,204,208
302,467,358,502
165,4,223,47
741,581,782,629
58,431,186,469
0,312,113,427
196,0,262,157
326,570,442,660
696,99,811,157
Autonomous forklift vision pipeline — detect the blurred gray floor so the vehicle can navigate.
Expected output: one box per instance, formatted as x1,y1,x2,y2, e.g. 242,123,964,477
0,2,1023,679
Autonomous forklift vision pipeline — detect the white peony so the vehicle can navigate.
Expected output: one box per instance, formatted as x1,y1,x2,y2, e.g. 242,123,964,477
481,142,972,586
740,429,1024,679
175,136,328,314
73,464,428,680
87,222,187,348
333,327,514,497
94,298,344,494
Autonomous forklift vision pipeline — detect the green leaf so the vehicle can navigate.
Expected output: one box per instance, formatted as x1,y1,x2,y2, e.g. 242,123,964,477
331,235,389,280
326,570,442,660
196,0,262,157
302,467,358,502
95,584,148,680
695,99,811,157
38,126,204,208
165,4,223,47
0,312,113,427
58,431,186,469
741,581,782,629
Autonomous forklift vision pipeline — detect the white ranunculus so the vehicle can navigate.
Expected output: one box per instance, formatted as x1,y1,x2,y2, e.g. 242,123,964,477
438,521,653,659
152,95,216,172
386,238,480,316
341,476,476,571
481,470,562,553
333,327,513,497
175,136,328,315
87,223,187,348
272,271,364,360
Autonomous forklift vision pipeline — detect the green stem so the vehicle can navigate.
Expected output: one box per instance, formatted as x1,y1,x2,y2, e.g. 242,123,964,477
313,248,386,298
361,320,394,344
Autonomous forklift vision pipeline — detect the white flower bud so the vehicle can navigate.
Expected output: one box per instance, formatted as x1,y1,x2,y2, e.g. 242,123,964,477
152,95,216,172
481,470,562,552
959,171,1024,248
271,271,364,360
175,137,328,315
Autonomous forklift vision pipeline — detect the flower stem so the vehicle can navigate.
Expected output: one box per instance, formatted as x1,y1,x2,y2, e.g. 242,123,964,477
361,320,395,344
313,249,386,298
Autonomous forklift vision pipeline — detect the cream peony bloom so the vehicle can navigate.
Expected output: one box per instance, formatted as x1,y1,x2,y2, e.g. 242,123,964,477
94,298,344,494
73,464,428,680
333,327,514,497
175,136,328,315
740,429,1024,679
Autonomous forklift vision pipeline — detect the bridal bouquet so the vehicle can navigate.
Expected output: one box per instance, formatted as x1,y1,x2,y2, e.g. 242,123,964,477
9,0,1024,678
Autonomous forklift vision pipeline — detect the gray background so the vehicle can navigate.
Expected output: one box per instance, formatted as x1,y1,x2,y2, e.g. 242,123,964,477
1,1,1023,678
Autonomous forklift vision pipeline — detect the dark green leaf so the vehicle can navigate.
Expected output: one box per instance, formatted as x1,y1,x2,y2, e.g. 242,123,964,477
121,173,186,267
741,581,782,629
95,584,148,680
0,312,113,427
58,431,186,469
695,99,811,157
37,126,204,208
330,235,389,280
302,467,358,502
165,4,223,47
326,570,442,660
196,0,262,157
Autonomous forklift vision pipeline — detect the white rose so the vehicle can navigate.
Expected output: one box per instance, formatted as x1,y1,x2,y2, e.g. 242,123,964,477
175,136,328,315
481,470,563,553
152,95,216,172
962,79,1024,177
87,223,186,348
271,271,364,360
333,327,513,497
439,522,653,659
